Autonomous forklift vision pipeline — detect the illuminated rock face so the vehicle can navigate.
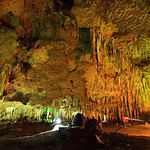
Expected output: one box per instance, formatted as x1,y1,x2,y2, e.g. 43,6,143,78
0,0,150,122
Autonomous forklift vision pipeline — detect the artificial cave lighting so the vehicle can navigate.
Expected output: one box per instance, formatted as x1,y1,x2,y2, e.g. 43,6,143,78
55,118,62,124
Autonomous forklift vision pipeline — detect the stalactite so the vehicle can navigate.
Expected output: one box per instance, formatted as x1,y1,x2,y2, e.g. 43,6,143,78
110,108,112,122
112,108,115,121
111,108,114,121
125,94,129,117
123,96,126,116
106,107,109,121
99,109,102,122
131,90,135,119
121,96,124,117
138,93,143,118
134,91,137,119
128,90,133,118
109,108,112,122
119,97,122,119
116,107,120,122
136,108,140,119
101,108,104,121
92,28,96,63
116,96,120,120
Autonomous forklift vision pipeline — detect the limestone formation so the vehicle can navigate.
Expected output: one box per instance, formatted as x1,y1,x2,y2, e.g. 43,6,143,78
0,0,150,122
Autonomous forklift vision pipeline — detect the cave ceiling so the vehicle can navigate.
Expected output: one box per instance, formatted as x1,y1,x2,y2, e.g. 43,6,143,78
0,0,150,45
0,0,150,35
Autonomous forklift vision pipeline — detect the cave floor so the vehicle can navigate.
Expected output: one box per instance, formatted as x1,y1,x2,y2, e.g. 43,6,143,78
0,121,54,138
102,124,150,137
0,122,150,150
102,124,150,150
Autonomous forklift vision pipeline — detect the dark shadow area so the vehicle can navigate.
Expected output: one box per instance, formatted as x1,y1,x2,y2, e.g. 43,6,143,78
140,111,150,123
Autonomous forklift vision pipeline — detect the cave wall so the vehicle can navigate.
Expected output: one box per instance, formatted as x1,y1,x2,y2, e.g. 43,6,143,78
0,0,150,122
82,21,149,122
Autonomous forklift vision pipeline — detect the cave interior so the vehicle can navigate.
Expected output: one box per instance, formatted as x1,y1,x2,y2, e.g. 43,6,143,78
0,0,150,133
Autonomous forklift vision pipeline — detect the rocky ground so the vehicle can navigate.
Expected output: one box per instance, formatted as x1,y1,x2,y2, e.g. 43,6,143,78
0,121,150,150
0,121,54,138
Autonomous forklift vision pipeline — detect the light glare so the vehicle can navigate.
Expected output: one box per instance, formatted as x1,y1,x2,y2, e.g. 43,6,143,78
56,118,61,124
